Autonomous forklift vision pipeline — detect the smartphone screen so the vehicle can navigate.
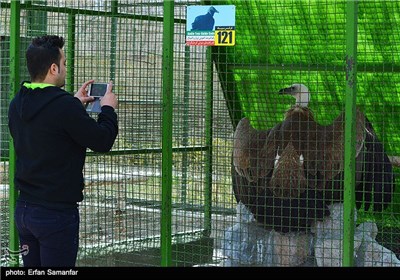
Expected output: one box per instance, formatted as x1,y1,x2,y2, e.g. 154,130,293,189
89,83,108,97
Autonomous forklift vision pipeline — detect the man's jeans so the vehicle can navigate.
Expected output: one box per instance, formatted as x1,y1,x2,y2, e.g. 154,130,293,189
15,200,79,267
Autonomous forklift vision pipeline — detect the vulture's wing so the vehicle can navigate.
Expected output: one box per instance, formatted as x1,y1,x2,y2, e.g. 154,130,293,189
316,109,394,211
316,109,366,188
233,118,279,183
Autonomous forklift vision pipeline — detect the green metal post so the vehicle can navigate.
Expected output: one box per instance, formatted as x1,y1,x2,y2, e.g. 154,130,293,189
181,46,190,205
160,0,174,267
203,48,213,237
8,0,21,267
110,1,118,82
343,0,358,267
66,13,76,93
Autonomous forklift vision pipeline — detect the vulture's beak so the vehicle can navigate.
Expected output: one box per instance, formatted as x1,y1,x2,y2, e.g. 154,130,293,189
279,87,292,95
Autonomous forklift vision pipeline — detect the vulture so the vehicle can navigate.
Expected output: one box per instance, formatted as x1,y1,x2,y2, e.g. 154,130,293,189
191,6,219,31
232,84,395,233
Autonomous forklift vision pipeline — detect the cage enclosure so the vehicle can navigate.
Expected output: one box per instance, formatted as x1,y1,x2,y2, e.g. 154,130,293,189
0,0,399,267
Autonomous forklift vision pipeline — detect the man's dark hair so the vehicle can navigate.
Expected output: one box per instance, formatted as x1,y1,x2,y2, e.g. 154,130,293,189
26,35,65,81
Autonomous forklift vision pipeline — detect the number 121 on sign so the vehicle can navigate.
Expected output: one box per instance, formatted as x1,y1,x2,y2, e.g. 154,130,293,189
215,30,235,46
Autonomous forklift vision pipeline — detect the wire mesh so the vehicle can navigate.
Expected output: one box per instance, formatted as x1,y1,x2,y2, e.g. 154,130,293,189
215,0,399,267
0,0,399,267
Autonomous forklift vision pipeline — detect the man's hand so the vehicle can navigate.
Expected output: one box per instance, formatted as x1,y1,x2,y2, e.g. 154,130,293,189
74,80,95,105
100,81,118,109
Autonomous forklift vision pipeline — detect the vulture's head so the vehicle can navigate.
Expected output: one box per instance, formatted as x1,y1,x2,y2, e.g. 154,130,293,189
208,6,219,15
279,83,310,107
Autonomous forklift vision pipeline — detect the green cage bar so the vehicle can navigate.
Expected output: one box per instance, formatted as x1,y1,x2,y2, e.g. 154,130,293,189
343,0,358,267
8,0,21,267
161,0,174,267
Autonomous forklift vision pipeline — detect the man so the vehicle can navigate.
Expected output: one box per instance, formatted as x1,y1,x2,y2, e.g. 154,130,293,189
8,35,118,267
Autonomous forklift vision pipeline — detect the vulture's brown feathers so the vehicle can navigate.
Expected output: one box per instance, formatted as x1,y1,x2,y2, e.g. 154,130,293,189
232,84,395,233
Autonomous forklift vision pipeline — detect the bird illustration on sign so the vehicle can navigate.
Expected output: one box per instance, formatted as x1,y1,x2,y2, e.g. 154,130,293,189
191,6,219,31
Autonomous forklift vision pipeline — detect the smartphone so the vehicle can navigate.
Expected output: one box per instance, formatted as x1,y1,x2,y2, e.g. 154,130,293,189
86,83,109,113
88,83,109,98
